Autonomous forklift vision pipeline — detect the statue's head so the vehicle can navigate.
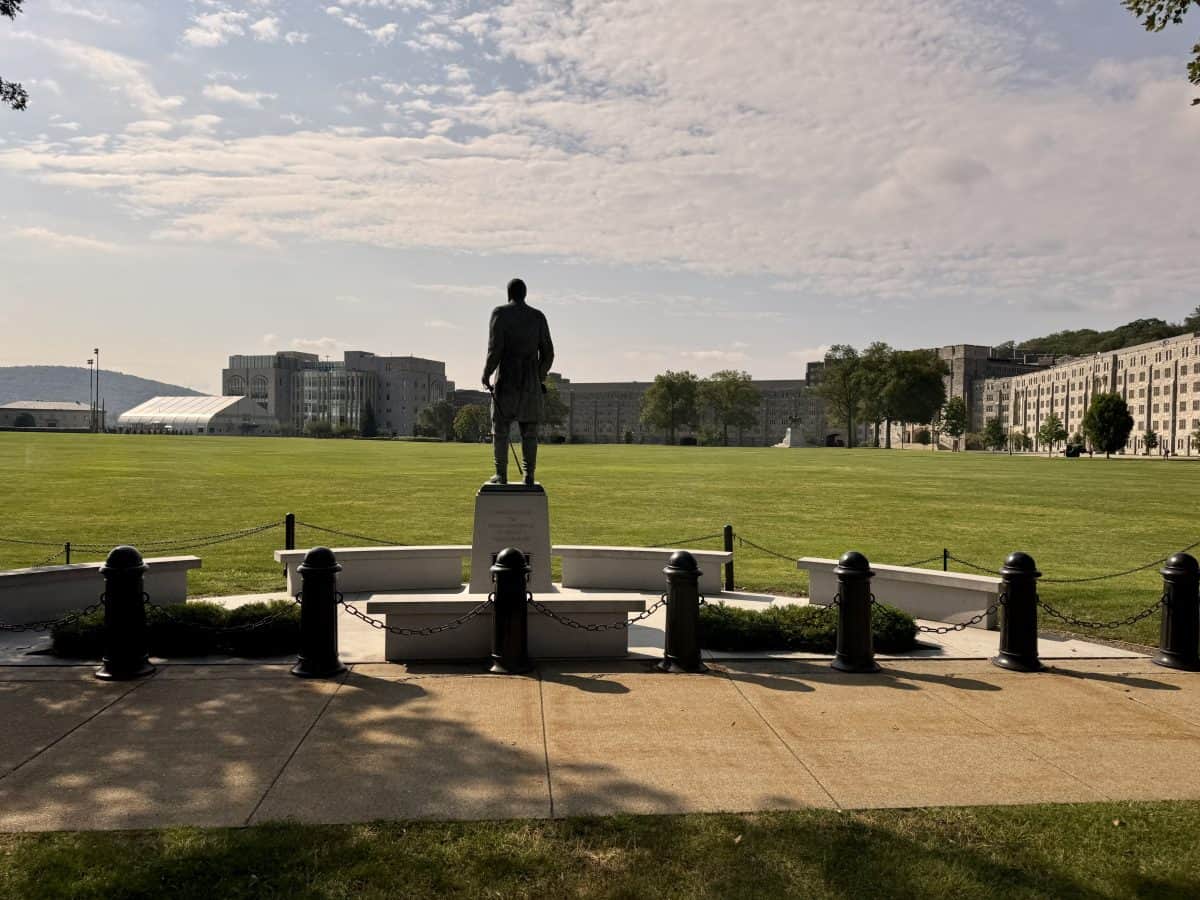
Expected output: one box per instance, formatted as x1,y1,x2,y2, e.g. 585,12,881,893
507,278,527,304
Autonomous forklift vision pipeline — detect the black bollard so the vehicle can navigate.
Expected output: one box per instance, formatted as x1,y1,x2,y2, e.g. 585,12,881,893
285,512,296,551
991,552,1044,672
1154,553,1200,671
95,545,155,681
831,551,880,674
723,524,735,591
658,550,708,673
490,547,532,674
291,546,347,679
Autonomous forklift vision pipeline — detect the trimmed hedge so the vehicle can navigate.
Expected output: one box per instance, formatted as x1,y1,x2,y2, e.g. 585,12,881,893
50,600,300,660
699,601,917,653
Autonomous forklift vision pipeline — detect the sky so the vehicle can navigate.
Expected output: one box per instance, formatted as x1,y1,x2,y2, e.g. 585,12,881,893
0,0,1197,393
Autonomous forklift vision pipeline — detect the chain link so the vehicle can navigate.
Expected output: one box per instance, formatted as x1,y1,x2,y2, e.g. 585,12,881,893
1036,593,1165,630
29,547,66,569
737,535,797,563
659,532,726,547
0,593,105,633
527,592,668,631
337,592,493,635
900,554,944,568
295,521,405,546
906,592,1007,634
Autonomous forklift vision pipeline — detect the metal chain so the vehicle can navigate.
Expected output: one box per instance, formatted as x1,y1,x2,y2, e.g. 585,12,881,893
829,592,841,608
945,554,1000,575
1036,593,1165,631
737,535,797,563
900,554,944,568
659,532,725,547
295,521,405,546
143,592,299,633
527,592,668,631
0,593,105,633
29,547,65,569
338,592,493,635
906,592,1007,634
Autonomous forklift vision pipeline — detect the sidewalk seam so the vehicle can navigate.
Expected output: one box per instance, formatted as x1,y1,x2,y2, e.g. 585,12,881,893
718,670,841,810
537,670,556,819
244,669,350,826
0,677,150,783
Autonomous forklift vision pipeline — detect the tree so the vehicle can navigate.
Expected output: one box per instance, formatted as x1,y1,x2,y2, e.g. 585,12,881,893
1037,412,1068,456
941,397,968,449
1,1,27,111
417,400,456,441
1124,1,1200,106
889,349,949,442
983,417,1006,452
856,342,895,447
305,419,333,439
1083,392,1134,458
361,403,378,438
541,380,568,438
639,370,699,445
698,370,761,446
1144,428,1160,455
815,345,863,448
453,404,489,442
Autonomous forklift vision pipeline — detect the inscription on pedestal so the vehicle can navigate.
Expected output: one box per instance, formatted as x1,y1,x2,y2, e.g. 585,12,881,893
469,489,552,593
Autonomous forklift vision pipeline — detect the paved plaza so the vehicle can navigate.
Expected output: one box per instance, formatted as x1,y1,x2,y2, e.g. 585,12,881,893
2,656,1199,832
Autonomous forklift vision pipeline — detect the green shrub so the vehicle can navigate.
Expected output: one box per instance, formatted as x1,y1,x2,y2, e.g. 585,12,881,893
50,607,107,659
699,601,917,653
225,600,301,658
148,601,227,657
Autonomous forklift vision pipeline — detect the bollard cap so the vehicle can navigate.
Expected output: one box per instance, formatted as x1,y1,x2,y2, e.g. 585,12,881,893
100,545,148,576
1001,551,1040,578
663,549,702,579
297,546,342,575
834,550,874,580
1162,552,1200,579
491,547,531,576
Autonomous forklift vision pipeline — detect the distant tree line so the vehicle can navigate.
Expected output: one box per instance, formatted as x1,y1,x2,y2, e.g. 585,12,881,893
637,370,761,446
997,307,1200,359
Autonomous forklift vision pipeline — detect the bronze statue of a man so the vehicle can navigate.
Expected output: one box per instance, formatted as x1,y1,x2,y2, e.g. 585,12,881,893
482,278,555,486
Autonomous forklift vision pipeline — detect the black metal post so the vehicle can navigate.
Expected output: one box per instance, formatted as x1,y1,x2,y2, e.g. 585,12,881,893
285,512,296,552
991,551,1044,672
723,524,734,591
291,546,347,678
490,547,532,674
64,541,71,565
658,550,707,673
95,545,155,681
943,548,949,572
1154,552,1200,671
831,551,880,673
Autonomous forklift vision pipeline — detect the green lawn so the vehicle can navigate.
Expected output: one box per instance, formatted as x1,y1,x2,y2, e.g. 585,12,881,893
3,433,1198,645
2,803,1198,899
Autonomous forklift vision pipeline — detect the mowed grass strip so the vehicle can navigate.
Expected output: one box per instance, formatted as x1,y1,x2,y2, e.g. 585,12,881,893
2,803,1198,899
3,433,1198,644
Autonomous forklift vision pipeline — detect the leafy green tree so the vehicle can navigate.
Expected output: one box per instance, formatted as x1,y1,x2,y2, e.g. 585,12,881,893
889,349,948,444
639,370,699,445
417,400,456,441
698,370,761,446
1037,412,1068,456
360,403,378,438
815,345,863,448
856,342,895,447
305,419,333,439
1,1,27,111
541,380,569,437
983,417,1006,452
1124,1,1200,105
941,397,968,449
1083,392,1134,458
453,404,489,442
1144,429,1160,455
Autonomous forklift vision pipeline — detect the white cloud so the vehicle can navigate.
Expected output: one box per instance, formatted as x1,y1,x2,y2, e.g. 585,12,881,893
124,119,174,135
290,337,346,356
680,348,748,364
325,6,399,44
10,226,126,254
250,17,281,43
183,10,249,48
50,1,119,26
202,84,277,108
425,319,458,329
284,31,310,45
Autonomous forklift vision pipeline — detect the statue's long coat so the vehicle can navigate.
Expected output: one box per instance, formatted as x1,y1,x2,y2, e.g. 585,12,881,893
484,302,555,423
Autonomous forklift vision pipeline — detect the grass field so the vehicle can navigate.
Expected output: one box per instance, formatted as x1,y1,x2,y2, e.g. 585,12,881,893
4,433,1199,645
2,802,1198,899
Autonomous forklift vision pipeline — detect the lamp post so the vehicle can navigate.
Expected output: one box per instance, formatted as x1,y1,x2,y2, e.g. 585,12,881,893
87,358,94,431
94,347,100,432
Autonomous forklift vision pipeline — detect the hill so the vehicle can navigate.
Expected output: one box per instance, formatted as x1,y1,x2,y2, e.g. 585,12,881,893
0,366,204,419
1000,310,1200,358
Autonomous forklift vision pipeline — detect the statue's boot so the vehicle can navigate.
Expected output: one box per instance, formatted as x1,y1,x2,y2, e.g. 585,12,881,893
522,431,538,486
489,433,508,484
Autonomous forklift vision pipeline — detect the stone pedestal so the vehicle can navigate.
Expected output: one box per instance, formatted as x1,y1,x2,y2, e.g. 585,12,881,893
468,484,552,594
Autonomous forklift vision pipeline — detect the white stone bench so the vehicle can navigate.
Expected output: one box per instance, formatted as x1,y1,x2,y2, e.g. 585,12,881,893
553,546,729,594
797,557,1001,629
275,546,470,594
0,556,201,624
364,589,649,660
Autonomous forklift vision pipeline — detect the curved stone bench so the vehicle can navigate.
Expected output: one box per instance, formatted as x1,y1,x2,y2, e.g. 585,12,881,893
275,546,470,594
797,557,1001,629
0,556,201,624
553,546,729,594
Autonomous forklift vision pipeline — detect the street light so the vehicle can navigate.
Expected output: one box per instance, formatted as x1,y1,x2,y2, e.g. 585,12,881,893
94,347,100,433
87,359,94,432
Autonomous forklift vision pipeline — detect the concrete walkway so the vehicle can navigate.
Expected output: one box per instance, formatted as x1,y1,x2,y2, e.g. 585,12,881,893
3,657,1200,831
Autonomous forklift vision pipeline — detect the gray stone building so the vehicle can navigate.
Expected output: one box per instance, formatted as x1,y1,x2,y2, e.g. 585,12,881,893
0,400,94,431
222,351,449,436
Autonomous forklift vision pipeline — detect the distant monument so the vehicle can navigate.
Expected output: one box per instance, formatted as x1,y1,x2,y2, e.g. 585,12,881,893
481,278,555,487
470,278,555,593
